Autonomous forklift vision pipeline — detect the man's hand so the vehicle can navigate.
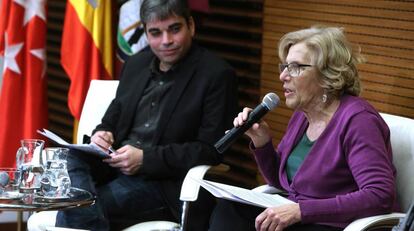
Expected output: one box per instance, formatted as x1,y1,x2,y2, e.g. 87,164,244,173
91,131,114,151
102,144,143,175
255,203,301,231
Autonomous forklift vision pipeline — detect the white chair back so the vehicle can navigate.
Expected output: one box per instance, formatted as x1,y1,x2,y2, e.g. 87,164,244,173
344,113,414,231
76,80,119,144
380,113,414,212
27,80,119,231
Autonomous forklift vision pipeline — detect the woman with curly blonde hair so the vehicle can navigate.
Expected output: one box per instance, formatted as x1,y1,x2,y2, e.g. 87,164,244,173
209,26,399,231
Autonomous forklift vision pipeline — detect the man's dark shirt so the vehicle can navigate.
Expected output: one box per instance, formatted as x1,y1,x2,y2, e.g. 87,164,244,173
122,58,174,149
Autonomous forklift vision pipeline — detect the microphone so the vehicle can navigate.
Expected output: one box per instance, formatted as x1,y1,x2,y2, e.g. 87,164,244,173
214,92,280,153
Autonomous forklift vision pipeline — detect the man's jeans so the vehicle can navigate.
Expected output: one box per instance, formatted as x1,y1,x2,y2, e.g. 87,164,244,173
56,149,169,231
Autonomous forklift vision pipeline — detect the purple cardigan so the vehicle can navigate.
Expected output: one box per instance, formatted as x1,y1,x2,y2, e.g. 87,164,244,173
253,94,399,228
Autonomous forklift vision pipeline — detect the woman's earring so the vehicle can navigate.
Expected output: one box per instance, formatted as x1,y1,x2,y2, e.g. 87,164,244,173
322,94,327,103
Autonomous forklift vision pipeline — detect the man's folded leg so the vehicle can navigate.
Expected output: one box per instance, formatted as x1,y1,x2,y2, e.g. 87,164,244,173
56,150,171,231
56,149,114,231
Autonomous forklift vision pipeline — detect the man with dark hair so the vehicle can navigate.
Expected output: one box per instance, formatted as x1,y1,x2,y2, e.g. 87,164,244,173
55,0,238,230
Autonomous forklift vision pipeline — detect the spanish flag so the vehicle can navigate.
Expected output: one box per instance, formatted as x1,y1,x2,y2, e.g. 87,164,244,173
61,0,114,121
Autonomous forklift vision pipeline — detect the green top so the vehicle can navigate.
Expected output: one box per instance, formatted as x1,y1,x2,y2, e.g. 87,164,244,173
286,132,315,182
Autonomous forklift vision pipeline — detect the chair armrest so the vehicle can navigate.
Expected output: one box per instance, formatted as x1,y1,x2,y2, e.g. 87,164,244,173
179,165,212,202
252,184,284,194
121,221,179,231
343,213,405,231
45,227,90,231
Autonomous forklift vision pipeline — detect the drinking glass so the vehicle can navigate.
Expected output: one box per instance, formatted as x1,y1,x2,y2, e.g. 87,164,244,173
0,168,21,199
16,139,45,193
40,147,71,197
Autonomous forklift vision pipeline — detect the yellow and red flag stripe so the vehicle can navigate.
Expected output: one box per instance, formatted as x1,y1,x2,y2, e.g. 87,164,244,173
61,0,114,120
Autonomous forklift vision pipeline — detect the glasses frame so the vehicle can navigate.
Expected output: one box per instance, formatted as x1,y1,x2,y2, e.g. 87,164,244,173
279,63,313,77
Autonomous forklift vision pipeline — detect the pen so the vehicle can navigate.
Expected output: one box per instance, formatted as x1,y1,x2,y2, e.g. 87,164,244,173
108,146,118,154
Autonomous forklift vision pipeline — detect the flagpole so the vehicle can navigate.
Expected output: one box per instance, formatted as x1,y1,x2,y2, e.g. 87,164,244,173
73,119,79,144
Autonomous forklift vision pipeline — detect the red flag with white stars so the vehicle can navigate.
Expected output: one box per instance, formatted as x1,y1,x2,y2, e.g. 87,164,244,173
0,0,48,168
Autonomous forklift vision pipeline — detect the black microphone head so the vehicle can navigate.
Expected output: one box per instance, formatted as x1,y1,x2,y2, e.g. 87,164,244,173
0,171,9,188
262,93,280,110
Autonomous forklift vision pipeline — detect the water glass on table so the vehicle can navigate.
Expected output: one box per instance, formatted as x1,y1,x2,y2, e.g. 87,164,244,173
40,147,71,198
0,168,21,199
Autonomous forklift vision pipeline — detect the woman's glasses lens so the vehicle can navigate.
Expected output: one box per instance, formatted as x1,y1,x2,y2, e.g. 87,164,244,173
279,63,300,77
279,63,312,77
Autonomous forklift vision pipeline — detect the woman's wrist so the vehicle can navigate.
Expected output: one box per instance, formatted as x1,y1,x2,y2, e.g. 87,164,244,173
252,136,271,148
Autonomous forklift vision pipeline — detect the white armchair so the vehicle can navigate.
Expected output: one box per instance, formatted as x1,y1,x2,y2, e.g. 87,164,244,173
75,80,120,145
343,113,414,230
27,80,119,231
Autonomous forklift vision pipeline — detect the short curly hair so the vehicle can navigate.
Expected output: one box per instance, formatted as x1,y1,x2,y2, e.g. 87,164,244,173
278,26,365,97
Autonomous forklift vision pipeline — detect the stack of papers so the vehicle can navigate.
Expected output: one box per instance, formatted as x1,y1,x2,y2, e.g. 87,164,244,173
37,129,110,158
194,178,293,208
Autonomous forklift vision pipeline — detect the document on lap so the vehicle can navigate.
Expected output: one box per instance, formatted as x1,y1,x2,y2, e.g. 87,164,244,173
37,129,111,159
193,178,293,208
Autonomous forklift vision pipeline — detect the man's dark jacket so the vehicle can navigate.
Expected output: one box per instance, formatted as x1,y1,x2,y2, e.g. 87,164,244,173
94,43,238,222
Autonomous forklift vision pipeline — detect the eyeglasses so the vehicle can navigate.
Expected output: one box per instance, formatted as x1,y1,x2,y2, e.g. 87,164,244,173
279,63,313,77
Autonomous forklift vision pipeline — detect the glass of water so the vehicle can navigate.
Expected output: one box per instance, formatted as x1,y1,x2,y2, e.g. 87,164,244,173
0,168,22,199
40,147,71,197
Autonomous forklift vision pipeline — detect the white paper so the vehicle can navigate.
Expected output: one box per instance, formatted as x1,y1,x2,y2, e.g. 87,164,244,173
194,178,293,208
37,129,110,158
